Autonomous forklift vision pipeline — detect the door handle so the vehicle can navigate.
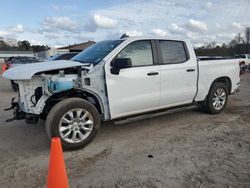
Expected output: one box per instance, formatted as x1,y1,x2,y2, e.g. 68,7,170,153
186,69,195,72
147,72,159,76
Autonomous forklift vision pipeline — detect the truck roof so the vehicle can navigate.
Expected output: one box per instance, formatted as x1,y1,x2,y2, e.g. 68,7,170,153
122,36,190,43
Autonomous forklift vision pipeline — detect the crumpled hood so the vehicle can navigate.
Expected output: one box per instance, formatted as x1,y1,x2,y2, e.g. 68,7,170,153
3,60,84,80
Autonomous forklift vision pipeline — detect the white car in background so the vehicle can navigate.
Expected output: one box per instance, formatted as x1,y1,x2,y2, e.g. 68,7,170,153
233,54,250,73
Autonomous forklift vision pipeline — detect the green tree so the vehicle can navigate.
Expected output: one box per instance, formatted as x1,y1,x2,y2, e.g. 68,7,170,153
0,40,10,50
18,40,31,51
31,45,50,52
245,27,250,53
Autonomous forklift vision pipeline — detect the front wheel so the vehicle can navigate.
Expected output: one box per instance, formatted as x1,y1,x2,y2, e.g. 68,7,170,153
46,98,100,150
204,82,228,114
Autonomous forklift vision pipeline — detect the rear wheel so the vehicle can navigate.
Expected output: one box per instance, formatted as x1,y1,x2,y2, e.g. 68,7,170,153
204,82,228,114
46,98,100,150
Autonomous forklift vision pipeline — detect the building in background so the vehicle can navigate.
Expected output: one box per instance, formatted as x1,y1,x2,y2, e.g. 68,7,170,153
56,40,95,52
35,40,95,60
35,49,57,60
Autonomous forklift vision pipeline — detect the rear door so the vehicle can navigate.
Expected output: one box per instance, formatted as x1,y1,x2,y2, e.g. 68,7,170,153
157,40,197,107
105,40,161,119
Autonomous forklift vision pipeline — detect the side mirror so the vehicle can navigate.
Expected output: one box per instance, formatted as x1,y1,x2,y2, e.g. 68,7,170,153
110,58,132,75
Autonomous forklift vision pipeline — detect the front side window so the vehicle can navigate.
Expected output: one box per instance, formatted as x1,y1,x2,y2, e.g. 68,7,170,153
159,40,188,64
117,40,153,66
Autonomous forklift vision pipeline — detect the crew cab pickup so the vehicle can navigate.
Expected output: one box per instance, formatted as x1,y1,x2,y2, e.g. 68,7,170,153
3,37,240,149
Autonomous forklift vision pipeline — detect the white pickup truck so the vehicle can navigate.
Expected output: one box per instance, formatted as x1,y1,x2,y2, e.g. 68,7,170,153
3,36,240,149
233,54,250,73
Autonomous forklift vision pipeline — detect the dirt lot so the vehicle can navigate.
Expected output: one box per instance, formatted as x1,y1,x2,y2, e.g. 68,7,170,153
0,73,249,188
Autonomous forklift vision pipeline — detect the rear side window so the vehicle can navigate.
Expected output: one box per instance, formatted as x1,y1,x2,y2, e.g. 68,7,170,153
159,40,188,64
247,54,250,59
117,40,153,67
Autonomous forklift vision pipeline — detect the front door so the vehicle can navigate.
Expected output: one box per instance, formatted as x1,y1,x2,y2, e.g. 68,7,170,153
105,40,161,119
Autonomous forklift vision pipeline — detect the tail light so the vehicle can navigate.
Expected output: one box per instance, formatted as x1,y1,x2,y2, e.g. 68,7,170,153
239,61,246,75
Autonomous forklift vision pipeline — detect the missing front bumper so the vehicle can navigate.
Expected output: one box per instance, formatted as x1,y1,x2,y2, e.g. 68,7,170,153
5,98,38,124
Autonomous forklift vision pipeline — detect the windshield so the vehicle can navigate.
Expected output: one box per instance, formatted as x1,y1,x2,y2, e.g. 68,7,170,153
71,40,124,65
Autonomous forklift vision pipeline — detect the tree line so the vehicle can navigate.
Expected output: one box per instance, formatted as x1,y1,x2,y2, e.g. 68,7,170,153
195,27,250,57
0,40,50,53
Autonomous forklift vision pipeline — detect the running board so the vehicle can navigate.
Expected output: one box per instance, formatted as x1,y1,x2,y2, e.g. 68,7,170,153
114,106,196,125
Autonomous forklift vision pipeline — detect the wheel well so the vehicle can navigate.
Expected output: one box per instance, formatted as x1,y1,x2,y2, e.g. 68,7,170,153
199,77,232,106
211,77,232,94
40,89,103,120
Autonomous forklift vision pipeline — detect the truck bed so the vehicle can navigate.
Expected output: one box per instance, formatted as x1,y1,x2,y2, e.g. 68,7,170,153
195,59,240,101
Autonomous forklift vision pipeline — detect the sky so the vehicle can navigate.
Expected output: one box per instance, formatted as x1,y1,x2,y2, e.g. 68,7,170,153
0,0,249,48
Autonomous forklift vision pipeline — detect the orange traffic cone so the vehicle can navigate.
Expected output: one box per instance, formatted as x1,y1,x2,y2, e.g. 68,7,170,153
1,64,6,74
47,137,69,188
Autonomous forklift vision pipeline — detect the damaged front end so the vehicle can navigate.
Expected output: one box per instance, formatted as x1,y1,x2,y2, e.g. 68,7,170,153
4,68,82,123
4,62,109,124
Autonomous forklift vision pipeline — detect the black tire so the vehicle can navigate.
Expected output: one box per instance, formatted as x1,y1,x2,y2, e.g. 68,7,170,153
46,98,100,150
204,82,228,114
11,80,18,92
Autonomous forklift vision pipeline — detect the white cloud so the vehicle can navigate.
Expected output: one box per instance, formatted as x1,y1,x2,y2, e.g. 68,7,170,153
51,4,77,11
93,14,117,29
170,23,185,34
42,16,77,32
0,31,9,37
231,22,243,29
216,23,220,28
53,44,64,49
73,34,91,41
218,33,237,40
1,0,249,47
0,24,24,39
151,29,168,37
30,39,42,45
186,32,197,40
126,30,143,36
10,24,24,33
82,0,250,45
205,2,213,9
186,19,208,32
45,34,60,39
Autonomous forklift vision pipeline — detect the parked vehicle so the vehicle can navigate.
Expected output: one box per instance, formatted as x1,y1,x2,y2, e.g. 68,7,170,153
4,56,44,70
232,54,250,74
48,52,79,61
3,56,44,91
3,37,240,150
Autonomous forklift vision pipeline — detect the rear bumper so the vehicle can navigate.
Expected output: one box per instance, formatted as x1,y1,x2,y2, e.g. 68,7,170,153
232,82,240,94
234,88,240,94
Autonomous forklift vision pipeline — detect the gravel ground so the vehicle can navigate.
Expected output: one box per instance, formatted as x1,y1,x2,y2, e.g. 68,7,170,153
0,73,249,188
